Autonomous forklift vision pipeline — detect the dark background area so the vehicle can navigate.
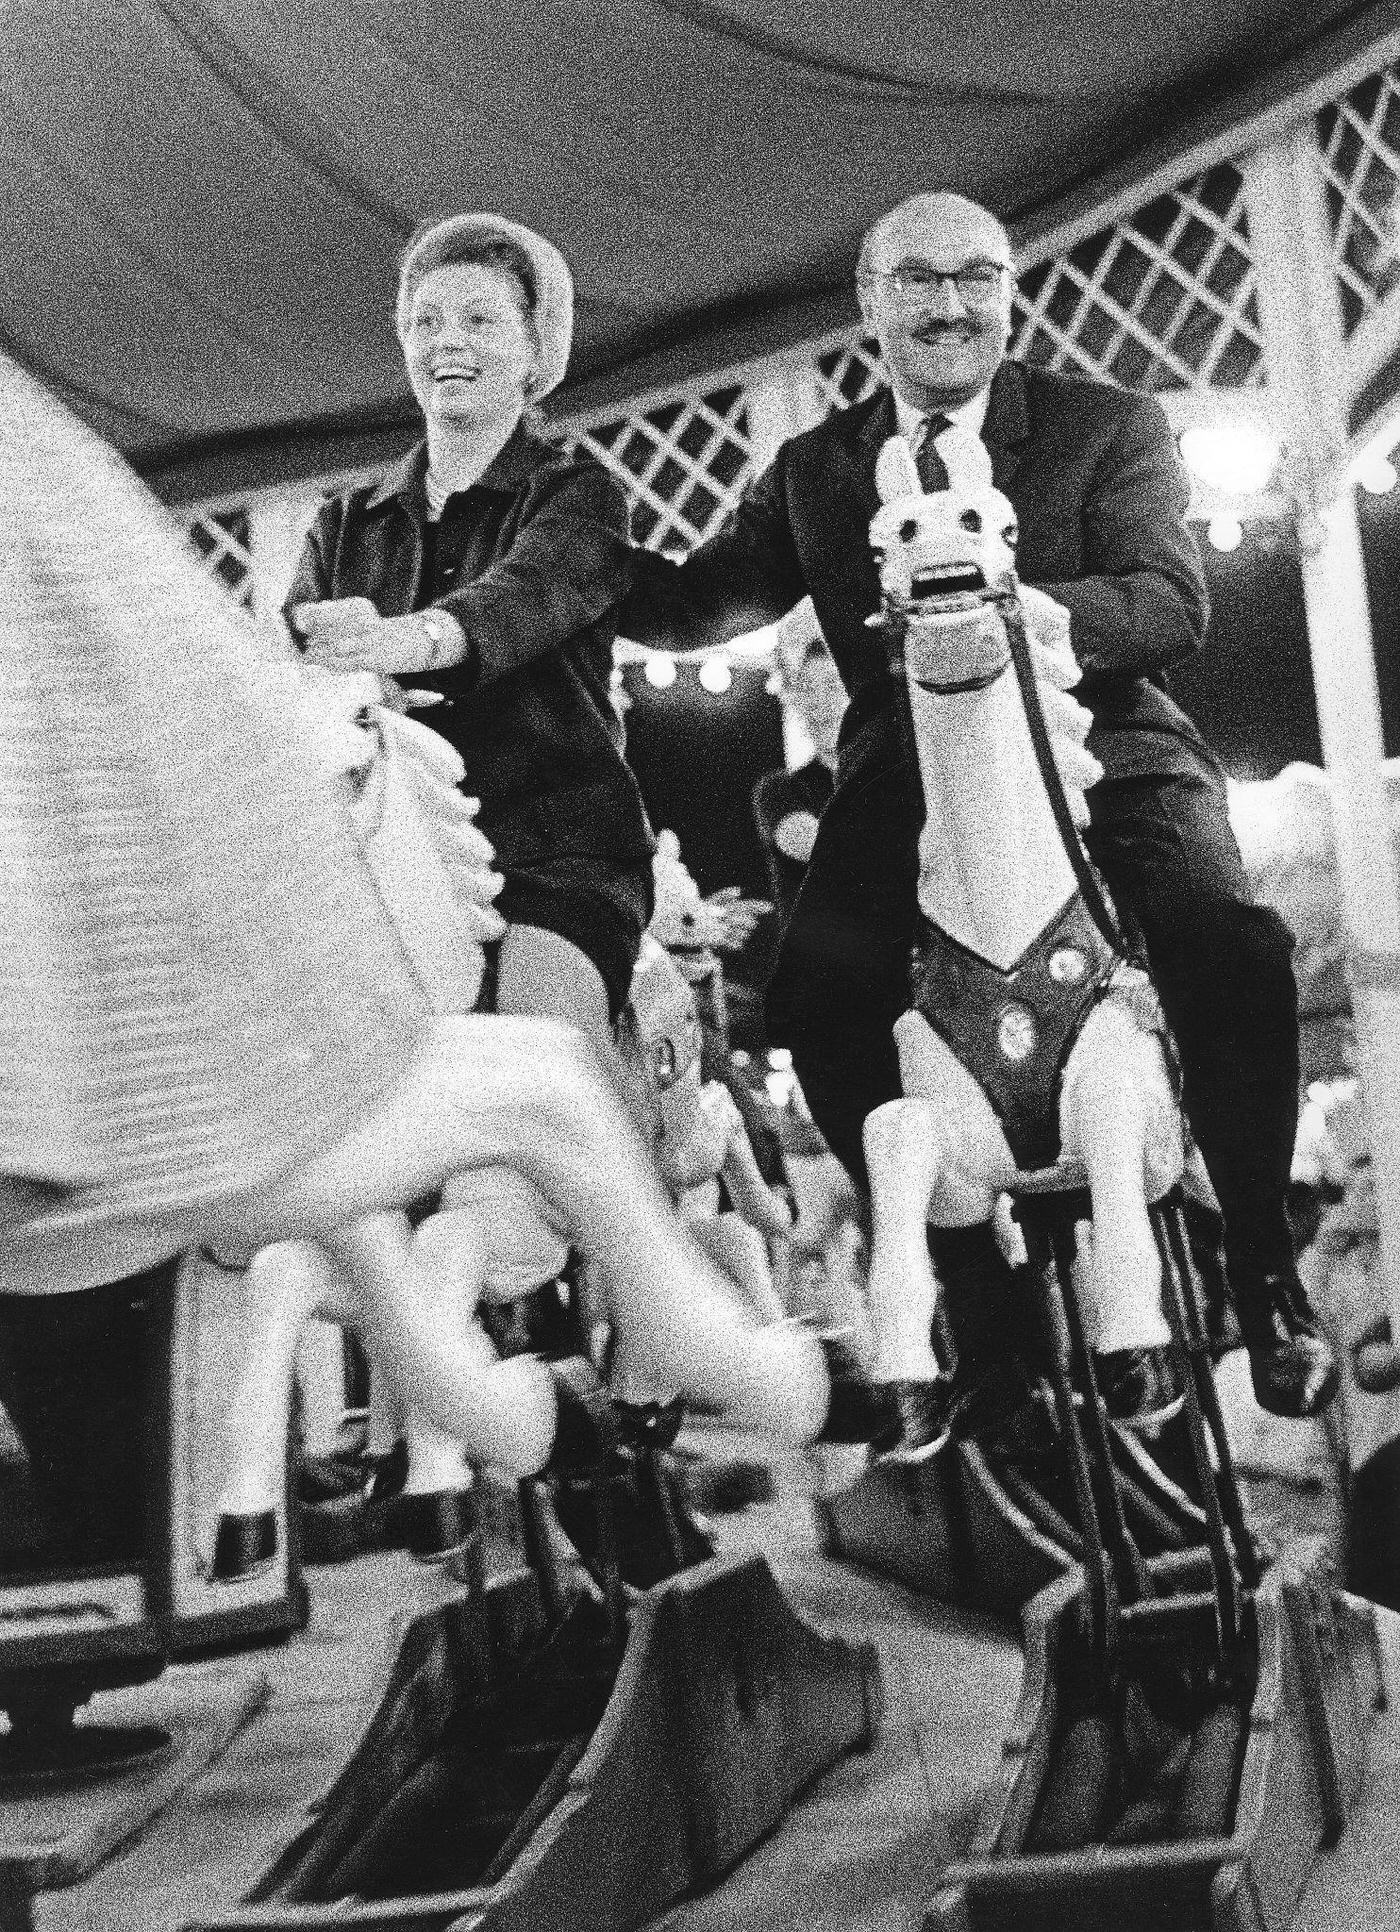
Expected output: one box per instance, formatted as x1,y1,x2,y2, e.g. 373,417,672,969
622,659,784,898
623,499,1400,898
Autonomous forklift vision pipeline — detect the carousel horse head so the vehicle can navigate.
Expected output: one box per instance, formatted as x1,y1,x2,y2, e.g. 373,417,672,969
869,432,1019,693
868,429,1100,831
617,936,710,1182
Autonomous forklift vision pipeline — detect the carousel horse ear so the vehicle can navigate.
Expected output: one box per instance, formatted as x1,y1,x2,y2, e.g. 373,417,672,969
875,436,922,505
939,423,995,495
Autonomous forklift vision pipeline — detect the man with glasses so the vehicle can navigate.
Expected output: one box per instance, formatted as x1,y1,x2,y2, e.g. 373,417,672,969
621,191,1336,1428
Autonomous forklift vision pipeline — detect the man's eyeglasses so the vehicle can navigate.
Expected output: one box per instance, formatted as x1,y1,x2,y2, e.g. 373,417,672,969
873,260,1011,302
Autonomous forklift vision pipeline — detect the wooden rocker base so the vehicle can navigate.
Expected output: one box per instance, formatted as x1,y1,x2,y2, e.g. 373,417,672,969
818,1421,1202,1623
185,1550,882,1932
0,1662,270,1895
818,1442,1068,1618
924,1548,1384,1932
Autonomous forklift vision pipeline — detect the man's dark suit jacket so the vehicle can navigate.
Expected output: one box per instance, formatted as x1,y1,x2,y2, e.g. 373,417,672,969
622,360,1213,792
620,361,1216,1159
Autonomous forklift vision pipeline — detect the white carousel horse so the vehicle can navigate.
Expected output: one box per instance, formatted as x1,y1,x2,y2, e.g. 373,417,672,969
217,734,821,1566
210,689,581,1564
0,355,835,1540
858,431,1182,1411
609,933,795,1406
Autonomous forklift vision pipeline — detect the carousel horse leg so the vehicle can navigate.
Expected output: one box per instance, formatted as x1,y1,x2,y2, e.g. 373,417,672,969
393,1209,504,1561
331,1215,560,1480
240,1016,833,1452
862,1098,948,1383
213,1241,343,1582
1060,1005,1173,1370
860,1097,973,1458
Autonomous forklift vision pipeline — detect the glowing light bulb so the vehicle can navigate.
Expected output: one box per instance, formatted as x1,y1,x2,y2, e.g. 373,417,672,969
1208,513,1243,552
765,1070,795,1109
644,654,677,689
698,657,733,694
1179,421,1279,496
1358,453,1398,495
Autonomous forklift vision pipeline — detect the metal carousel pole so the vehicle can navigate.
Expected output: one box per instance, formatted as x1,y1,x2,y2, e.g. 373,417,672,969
1243,123,1400,1349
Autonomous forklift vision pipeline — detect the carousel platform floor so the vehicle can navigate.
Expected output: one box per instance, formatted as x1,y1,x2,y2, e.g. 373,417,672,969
13,1471,1400,1932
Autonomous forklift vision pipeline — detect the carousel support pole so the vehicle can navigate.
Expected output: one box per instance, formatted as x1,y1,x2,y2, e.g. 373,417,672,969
1243,126,1400,1350
745,354,826,466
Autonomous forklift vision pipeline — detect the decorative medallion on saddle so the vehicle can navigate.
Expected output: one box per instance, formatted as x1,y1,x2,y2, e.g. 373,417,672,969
911,894,1120,1171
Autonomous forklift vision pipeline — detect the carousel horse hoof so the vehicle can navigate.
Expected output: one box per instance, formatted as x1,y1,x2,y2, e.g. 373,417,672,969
545,1356,621,1479
1237,1270,1340,1418
1353,1312,1400,1394
390,1488,477,1565
1097,1346,1183,1433
876,1379,955,1465
552,1442,716,1592
211,1509,278,1582
949,1356,1057,1457
815,1334,905,1450
615,1395,687,1453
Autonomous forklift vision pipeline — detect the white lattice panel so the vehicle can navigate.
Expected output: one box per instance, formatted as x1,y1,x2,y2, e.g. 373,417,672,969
572,384,754,553
187,508,256,611
178,48,1400,594
1011,163,1262,391
1318,63,1400,335
813,336,883,415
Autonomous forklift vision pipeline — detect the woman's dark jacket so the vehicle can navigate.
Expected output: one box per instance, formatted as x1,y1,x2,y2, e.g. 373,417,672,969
287,427,654,871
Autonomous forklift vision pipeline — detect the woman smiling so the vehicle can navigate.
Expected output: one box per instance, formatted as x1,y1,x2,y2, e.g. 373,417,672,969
288,215,654,1047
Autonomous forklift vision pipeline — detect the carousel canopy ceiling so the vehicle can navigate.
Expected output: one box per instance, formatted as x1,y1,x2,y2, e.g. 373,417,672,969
7,0,1400,504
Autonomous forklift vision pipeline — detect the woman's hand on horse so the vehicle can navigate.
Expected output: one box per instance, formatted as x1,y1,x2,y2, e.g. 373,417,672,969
293,600,467,677
289,596,379,647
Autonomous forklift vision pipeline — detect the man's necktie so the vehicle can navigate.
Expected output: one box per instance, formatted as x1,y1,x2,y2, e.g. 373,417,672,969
916,413,952,493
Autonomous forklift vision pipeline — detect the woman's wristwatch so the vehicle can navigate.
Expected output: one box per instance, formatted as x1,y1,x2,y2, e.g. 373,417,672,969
414,607,458,670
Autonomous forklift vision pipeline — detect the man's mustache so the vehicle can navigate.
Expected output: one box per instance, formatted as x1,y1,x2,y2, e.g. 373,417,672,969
911,320,979,342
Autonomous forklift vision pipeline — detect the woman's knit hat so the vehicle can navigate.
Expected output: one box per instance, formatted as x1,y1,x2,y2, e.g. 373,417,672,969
396,214,575,399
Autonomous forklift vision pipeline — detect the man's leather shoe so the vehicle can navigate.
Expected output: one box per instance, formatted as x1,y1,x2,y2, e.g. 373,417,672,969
544,1356,621,1476
545,1362,713,1591
1096,1346,1183,1432
874,1379,955,1463
1235,1269,1339,1418
550,1438,714,1591
814,1333,904,1451
947,1353,1057,1455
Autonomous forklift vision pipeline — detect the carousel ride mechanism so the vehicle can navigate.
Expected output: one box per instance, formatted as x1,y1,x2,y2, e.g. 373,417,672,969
0,1252,300,1892
920,1185,1383,1932
184,1268,883,1932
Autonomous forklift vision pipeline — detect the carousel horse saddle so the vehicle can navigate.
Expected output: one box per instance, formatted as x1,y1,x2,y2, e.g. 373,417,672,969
909,889,1122,1169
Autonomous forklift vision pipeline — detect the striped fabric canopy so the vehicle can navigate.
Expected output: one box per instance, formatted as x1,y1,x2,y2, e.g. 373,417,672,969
1,0,1390,504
